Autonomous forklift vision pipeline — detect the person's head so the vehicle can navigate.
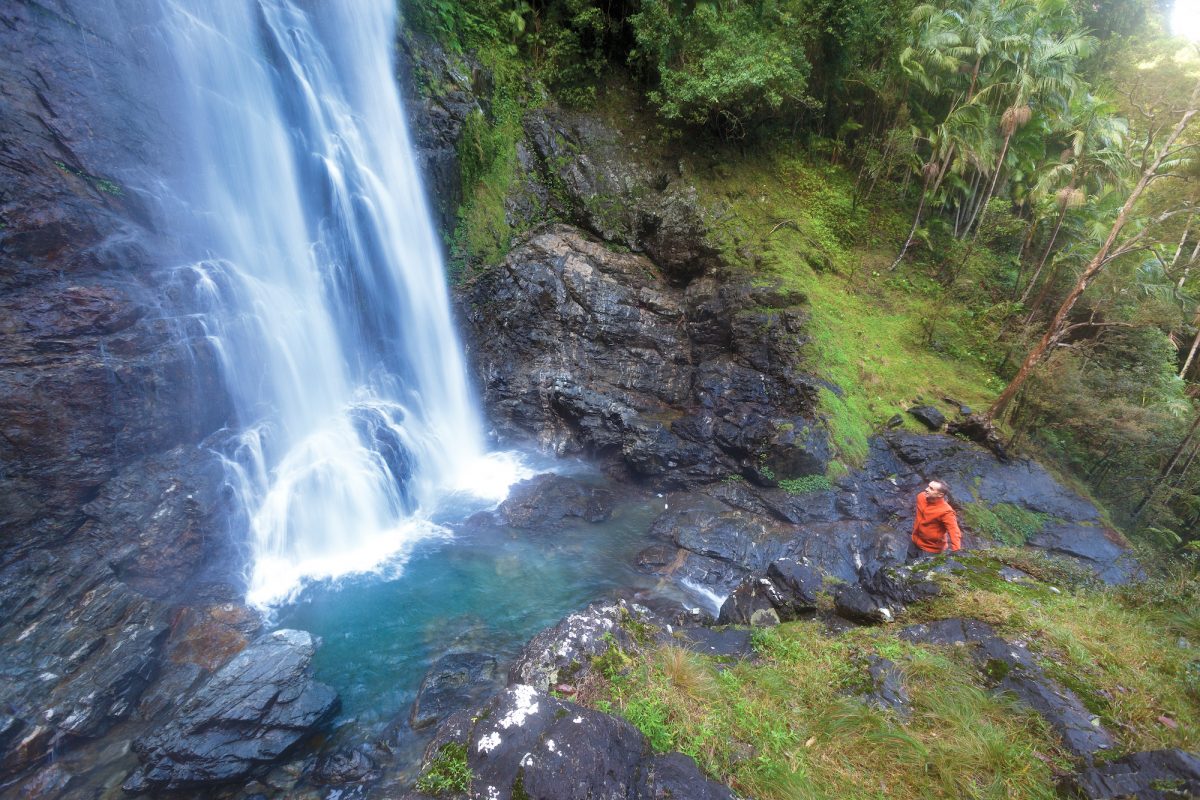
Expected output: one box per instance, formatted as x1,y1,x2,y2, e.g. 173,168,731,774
923,480,948,500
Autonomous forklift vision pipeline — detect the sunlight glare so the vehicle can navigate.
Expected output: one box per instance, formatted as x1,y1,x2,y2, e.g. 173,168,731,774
1172,0,1200,41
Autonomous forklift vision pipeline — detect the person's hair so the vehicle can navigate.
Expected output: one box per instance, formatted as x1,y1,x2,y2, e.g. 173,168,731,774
929,479,950,500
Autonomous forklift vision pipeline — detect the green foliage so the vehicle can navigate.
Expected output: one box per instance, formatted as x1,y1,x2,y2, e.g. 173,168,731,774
523,0,617,106
629,0,816,134
692,151,1000,466
416,741,473,796
778,474,833,494
959,501,1049,546
53,160,122,196
593,632,632,679
403,0,518,53
452,104,519,272
619,606,657,646
623,694,675,751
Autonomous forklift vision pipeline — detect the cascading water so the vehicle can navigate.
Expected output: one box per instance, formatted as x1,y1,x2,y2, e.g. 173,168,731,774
160,0,523,606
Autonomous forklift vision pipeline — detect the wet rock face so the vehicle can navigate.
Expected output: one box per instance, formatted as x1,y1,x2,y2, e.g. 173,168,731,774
0,3,231,553
458,226,830,489
397,32,484,236
0,547,169,780
415,686,735,800
494,473,616,528
1061,748,1200,799
0,444,235,780
0,278,230,552
881,431,1139,582
518,109,720,283
124,629,340,793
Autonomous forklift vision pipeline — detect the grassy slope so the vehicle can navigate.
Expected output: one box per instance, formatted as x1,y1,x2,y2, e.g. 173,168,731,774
590,552,1200,799
686,150,1004,471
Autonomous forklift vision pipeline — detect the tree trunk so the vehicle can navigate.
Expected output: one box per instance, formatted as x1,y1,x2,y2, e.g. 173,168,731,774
1021,178,1077,306
955,130,1014,277
1012,216,1041,298
1172,436,1200,488
1180,310,1200,379
1171,215,1193,269
986,83,1200,421
890,171,934,271
1132,412,1200,520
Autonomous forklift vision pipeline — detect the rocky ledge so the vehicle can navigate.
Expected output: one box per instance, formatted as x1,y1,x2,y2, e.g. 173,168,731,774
408,685,734,800
124,629,339,793
458,225,830,488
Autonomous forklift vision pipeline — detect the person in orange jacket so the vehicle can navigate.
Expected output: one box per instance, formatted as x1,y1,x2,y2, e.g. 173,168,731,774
908,480,962,559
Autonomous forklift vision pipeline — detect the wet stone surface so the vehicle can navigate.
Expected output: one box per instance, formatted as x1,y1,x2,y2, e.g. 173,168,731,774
412,686,736,800
124,629,339,793
410,652,502,731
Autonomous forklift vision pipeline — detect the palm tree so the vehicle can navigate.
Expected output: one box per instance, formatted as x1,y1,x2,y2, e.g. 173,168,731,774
960,2,1095,262
893,0,1018,268
1019,94,1129,310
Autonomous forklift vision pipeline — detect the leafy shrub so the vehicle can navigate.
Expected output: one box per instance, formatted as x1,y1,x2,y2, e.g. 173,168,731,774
779,474,833,494
629,0,816,133
623,695,675,751
416,741,473,796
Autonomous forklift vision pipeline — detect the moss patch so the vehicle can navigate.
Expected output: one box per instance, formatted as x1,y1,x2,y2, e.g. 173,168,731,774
960,502,1050,546
690,152,1001,466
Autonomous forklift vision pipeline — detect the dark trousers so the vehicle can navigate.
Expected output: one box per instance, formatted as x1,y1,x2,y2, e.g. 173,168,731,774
906,540,939,562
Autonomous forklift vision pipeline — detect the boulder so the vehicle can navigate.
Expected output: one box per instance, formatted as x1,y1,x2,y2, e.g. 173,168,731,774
410,653,501,731
415,686,735,800
908,405,946,430
716,577,783,626
834,585,895,624
766,558,825,611
494,473,615,528
716,559,827,625
861,560,943,609
509,602,663,692
124,629,339,792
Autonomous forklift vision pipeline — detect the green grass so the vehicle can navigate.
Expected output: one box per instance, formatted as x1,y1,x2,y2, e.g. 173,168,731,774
960,501,1051,546
597,619,1066,799
589,552,1200,799
690,152,1002,467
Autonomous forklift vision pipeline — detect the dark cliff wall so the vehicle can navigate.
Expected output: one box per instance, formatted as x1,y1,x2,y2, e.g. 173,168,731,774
0,1,230,554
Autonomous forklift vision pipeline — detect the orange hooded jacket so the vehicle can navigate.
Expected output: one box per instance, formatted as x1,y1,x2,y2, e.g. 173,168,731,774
911,491,962,553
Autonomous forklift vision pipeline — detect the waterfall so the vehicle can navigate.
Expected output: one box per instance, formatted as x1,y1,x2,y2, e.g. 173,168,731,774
160,0,521,606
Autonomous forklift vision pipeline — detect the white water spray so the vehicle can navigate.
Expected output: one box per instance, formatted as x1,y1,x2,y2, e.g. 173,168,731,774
161,0,524,606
